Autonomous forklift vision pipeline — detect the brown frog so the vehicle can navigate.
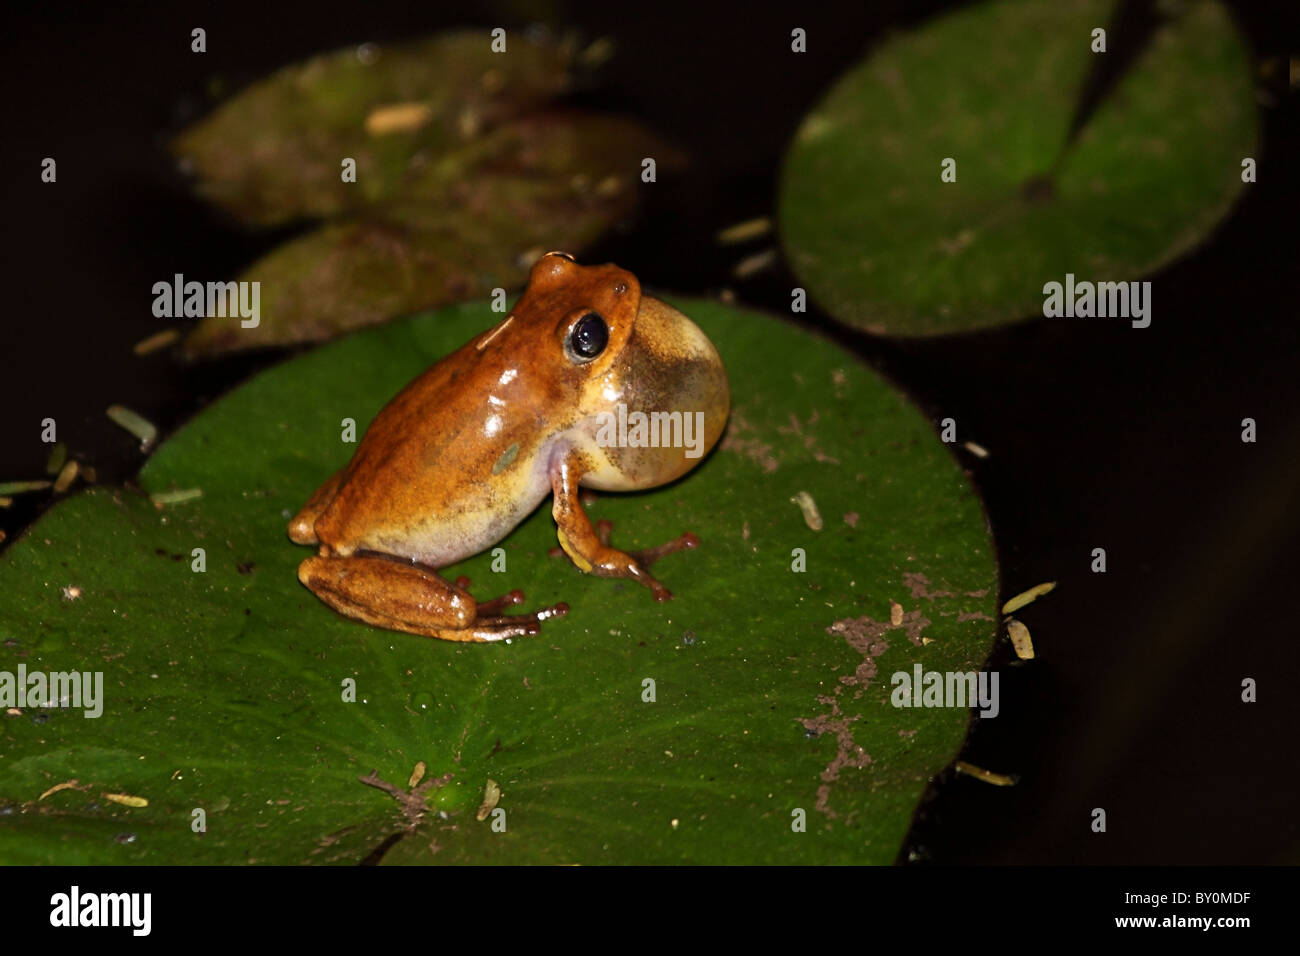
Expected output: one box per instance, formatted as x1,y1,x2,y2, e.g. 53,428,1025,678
288,252,730,642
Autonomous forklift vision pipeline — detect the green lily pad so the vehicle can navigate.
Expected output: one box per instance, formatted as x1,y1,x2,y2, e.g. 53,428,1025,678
0,298,997,864
778,0,1257,336
172,31,576,226
183,113,674,356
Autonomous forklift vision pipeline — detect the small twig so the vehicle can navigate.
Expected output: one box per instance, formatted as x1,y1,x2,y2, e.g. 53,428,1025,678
358,769,452,828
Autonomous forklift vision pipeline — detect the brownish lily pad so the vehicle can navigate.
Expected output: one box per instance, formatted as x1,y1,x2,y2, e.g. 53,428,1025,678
172,31,577,226
172,30,678,357
182,112,678,356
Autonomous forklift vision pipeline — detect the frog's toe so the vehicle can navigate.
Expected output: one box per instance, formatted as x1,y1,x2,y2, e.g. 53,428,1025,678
483,600,570,627
592,519,700,568
468,601,569,642
632,530,700,567
475,589,526,616
463,619,541,642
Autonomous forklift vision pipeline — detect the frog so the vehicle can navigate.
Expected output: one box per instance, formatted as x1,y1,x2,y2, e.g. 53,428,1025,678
288,251,730,643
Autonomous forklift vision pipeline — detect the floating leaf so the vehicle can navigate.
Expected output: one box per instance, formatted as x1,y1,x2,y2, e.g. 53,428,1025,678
0,298,995,863
778,0,1257,335
172,32,576,226
183,113,675,356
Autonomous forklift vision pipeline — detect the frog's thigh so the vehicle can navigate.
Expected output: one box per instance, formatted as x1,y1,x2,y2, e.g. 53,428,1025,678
288,470,344,545
298,554,481,639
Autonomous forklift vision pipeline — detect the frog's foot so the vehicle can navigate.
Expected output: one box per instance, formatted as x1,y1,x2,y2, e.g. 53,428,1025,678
472,599,570,641
553,515,698,603
594,519,699,569
550,457,702,603
448,579,566,623
298,555,565,643
590,518,699,602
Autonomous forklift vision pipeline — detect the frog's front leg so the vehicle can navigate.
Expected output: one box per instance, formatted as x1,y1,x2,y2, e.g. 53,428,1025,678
298,554,566,642
550,454,699,602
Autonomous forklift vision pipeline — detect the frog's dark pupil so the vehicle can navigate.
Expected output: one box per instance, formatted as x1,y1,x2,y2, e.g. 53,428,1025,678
571,312,608,359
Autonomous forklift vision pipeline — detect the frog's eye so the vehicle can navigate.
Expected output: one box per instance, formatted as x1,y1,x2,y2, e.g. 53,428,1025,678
567,311,609,362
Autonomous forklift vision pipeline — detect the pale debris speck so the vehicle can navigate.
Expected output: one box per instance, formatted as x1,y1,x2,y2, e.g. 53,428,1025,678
149,488,203,508
732,248,777,279
954,762,1016,787
52,460,79,494
716,216,772,245
409,761,427,789
791,491,823,531
1006,618,1035,659
476,779,502,822
39,780,79,801
0,480,52,496
1002,581,1057,615
133,329,180,355
103,792,149,808
106,404,157,452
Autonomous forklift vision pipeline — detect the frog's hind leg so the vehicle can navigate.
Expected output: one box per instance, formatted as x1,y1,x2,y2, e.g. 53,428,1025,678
298,554,566,643
550,455,699,603
288,470,345,545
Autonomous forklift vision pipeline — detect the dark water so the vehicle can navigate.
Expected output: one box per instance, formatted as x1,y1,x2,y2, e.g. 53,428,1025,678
1,0,1296,864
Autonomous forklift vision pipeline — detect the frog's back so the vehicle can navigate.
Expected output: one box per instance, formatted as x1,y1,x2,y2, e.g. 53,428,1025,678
310,340,557,567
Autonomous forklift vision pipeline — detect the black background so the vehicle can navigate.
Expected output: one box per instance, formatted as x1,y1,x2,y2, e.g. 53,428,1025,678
1,0,1296,865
